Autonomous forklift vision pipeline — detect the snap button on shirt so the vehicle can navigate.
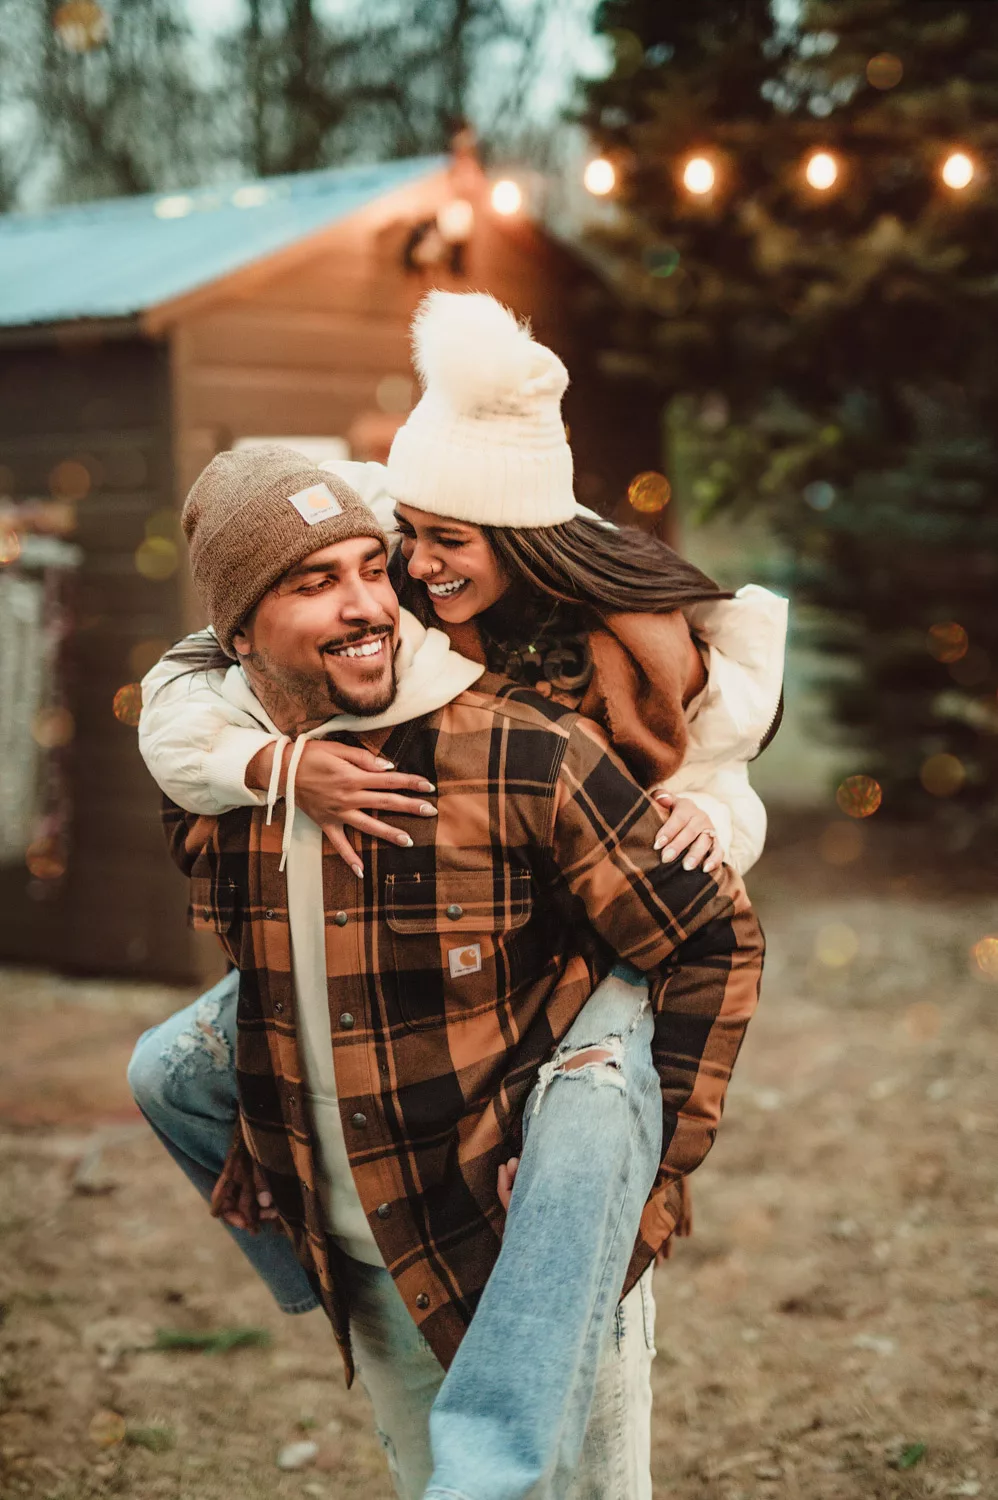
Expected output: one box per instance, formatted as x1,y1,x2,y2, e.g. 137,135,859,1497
339,1012,355,1030
445,903,463,920
333,910,348,927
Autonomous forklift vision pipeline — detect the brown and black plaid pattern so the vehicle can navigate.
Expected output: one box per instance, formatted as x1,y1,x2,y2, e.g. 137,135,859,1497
164,675,765,1381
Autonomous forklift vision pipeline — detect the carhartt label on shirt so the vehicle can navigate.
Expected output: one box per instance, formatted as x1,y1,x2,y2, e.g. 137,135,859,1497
448,944,482,978
288,483,343,525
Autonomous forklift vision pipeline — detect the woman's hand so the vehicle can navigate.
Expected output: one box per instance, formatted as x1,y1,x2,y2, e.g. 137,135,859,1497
497,1157,520,1214
652,791,722,873
210,1130,278,1234
248,739,437,877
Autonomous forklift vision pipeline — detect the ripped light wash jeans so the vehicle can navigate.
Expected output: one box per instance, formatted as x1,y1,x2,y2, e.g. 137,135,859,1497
128,964,662,1500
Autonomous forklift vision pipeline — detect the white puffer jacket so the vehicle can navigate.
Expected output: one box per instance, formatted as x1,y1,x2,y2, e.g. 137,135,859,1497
139,460,787,876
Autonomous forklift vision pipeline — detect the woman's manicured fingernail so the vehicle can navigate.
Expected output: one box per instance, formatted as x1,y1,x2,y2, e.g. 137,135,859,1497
420,803,437,816
420,781,435,792
376,758,394,770
352,864,363,879
653,833,665,849
257,1191,272,1207
661,846,676,862
683,857,696,870
397,833,413,847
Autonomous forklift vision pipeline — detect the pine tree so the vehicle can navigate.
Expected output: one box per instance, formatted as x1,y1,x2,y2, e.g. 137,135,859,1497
583,0,998,847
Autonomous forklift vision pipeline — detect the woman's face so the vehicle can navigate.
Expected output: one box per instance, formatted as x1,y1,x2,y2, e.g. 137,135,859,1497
394,504,510,623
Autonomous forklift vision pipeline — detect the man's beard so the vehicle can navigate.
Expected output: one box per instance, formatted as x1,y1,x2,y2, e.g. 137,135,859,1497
246,628,399,729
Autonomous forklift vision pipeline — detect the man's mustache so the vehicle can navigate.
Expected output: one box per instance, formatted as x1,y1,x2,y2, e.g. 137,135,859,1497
319,623,394,655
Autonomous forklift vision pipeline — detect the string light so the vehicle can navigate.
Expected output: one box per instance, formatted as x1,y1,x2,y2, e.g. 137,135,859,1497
941,152,975,190
682,157,715,196
491,180,523,216
584,158,616,196
836,775,882,819
805,151,840,191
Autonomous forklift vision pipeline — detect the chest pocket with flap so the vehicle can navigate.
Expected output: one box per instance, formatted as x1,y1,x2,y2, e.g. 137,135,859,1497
384,870,534,1030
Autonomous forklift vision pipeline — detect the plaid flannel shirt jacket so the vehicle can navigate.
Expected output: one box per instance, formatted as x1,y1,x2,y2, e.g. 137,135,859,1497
164,675,765,1382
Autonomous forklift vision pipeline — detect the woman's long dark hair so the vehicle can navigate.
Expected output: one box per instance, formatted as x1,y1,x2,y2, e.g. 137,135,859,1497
393,515,731,634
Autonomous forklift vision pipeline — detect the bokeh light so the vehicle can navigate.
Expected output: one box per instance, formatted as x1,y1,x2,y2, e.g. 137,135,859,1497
25,836,67,881
375,375,415,415
699,393,729,431
608,28,644,79
642,245,681,278
805,151,840,191
941,152,975,190
836,774,882,818
31,707,75,750
682,157,715,195
814,922,859,968
154,194,195,220
971,936,998,981
803,480,836,511
866,53,903,90
113,683,143,727
135,536,178,581
904,1001,941,1041
818,820,865,866
49,459,91,502
584,158,616,196
627,472,671,513
491,180,522,216
0,528,20,566
128,638,170,680
920,753,965,797
927,621,968,663
53,0,108,52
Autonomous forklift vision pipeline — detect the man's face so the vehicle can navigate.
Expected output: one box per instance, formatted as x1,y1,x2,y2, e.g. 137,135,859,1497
233,537,399,726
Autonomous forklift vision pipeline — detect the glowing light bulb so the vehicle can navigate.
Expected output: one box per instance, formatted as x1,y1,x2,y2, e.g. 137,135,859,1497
682,157,715,195
806,151,839,191
584,157,616,196
941,151,974,190
491,180,523,216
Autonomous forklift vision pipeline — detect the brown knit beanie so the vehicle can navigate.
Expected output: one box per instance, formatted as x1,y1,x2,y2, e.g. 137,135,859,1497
182,445,388,655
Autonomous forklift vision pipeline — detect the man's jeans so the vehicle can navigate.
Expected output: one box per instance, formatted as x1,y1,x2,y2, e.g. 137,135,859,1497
128,966,662,1499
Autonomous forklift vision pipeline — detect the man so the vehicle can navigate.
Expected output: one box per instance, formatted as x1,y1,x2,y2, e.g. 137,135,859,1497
136,445,764,1499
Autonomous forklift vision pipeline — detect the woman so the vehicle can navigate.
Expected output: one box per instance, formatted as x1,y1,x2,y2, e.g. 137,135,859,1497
133,292,786,1499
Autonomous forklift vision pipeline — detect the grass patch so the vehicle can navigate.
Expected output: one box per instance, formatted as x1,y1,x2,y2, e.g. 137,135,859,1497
152,1325,272,1355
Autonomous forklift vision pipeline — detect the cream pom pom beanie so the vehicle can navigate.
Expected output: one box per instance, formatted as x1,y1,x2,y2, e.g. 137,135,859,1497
386,290,591,528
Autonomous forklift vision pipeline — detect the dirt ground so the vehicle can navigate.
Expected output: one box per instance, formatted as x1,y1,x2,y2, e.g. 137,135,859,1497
1,824,996,1500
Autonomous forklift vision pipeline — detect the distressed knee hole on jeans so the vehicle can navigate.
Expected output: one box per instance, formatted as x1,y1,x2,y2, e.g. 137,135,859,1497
532,1035,626,1114
161,995,231,1083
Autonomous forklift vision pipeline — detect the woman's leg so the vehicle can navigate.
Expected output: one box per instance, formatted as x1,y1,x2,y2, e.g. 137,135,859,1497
127,969,319,1315
343,1255,445,1500
425,965,662,1500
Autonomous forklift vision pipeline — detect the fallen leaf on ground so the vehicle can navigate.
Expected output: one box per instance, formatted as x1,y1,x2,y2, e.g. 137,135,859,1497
88,1409,126,1448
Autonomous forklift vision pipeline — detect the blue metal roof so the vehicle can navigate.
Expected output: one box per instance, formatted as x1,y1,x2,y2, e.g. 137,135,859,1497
0,155,446,329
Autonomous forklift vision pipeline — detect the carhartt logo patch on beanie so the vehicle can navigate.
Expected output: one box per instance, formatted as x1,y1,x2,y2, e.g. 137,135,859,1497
182,444,387,655
386,290,588,529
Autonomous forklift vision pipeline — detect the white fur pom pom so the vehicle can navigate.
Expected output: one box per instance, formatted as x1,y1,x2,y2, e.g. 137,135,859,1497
411,290,536,411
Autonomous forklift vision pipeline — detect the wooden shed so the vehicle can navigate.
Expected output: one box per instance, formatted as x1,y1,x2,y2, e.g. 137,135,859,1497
0,152,662,984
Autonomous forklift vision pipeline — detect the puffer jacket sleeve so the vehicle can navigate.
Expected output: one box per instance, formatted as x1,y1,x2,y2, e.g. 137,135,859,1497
649,586,787,876
139,646,275,816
